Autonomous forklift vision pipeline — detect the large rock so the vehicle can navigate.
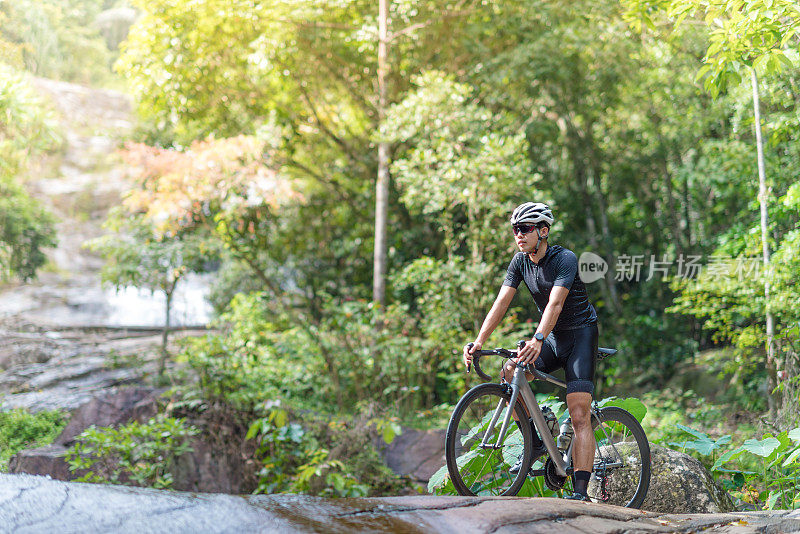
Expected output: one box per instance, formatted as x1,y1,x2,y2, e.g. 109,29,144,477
378,428,446,484
171,437,256,494
8,444,73,480
9,388,261,494
9,387,161,481
56,386,161,445
8,387,259,493
55,387,160,445
2,473,800,533
637,444,734,513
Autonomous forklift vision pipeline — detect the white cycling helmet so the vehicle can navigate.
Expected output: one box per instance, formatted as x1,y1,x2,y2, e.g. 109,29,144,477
510,202,554,227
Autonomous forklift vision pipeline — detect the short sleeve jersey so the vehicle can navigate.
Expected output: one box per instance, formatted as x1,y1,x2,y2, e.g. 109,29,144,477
502,244,597,331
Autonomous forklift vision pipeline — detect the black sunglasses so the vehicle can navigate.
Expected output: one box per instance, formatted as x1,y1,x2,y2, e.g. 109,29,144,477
512,224,539,236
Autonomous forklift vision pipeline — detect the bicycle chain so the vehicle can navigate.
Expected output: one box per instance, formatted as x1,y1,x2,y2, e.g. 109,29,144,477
594,461,611,502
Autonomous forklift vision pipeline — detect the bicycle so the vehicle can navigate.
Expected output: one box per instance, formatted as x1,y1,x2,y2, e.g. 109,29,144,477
445,341,651,508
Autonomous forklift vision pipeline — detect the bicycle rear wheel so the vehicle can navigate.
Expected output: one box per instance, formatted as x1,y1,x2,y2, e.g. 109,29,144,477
588,406,651,508
445,383,533,496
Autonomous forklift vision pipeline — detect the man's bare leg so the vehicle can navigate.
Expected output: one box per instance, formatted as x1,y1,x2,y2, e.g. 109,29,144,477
567,391,594,497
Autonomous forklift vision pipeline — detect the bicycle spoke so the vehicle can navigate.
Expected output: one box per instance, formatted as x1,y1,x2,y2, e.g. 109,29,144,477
585,407,649,508
447,385,533,496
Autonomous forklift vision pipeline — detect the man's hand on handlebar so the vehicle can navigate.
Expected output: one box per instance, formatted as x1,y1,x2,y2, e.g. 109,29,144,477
514,338,542,367
463,341,482,368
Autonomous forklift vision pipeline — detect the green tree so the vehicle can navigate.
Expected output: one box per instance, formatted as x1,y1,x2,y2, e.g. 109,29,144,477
623,0,800,414
0,0,114,85
116,0,500,310
86,210,216,374
0,64,59,281
384,72,530,265
111,0,800,409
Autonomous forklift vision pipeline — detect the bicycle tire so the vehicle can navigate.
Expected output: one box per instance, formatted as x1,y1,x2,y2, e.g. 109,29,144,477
589,406,651,509
445,383,534,496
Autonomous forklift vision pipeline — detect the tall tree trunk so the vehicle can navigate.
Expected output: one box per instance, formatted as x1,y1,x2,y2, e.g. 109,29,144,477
373,0,390,305
649,106,686,258
576,123,621,313
751,69,776,417
558,117,620,314
160,285,174,377
573,146,619,314
585,140,621,312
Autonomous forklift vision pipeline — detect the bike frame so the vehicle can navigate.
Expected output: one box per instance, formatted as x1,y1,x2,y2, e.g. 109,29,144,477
479,361,592,478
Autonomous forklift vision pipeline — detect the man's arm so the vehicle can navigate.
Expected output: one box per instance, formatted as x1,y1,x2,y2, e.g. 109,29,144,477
463,285,516,367
516,286,569,365
535,286,569,340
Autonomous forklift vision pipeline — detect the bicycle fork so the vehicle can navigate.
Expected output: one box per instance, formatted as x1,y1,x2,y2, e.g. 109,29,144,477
479,379,522,450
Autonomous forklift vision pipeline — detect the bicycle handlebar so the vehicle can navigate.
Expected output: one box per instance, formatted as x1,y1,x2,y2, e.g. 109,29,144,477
467,340,556,382
466,341,569,389
466,342,524,381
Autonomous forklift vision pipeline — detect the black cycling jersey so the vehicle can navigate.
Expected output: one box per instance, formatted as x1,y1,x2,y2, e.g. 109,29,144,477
502,244,597,331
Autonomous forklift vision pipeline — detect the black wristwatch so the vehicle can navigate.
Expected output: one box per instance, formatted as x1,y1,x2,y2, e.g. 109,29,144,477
534,332,544,342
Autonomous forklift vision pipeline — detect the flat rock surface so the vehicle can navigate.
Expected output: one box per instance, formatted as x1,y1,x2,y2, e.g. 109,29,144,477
2,474,800,533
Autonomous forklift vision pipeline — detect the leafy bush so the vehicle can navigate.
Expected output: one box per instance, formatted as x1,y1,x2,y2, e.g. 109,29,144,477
655,419,800,511
65,415,199,489
180,287,513,414
246,402,406,497
177,292,288,411
710,427,800,510
0,409,67,471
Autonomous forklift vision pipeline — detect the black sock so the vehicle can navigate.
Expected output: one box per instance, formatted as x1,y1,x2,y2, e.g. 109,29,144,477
574,470,591,495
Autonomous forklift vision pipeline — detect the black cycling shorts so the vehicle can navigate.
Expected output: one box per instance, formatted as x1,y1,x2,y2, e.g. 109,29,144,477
532,323,598,395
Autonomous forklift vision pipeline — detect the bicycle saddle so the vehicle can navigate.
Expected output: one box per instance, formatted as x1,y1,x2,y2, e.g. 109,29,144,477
597,347,617,360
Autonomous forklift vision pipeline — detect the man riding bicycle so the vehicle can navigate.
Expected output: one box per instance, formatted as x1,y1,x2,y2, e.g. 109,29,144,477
462,202,599,501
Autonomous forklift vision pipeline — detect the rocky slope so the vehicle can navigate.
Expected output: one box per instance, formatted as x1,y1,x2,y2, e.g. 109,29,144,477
0,78,208,412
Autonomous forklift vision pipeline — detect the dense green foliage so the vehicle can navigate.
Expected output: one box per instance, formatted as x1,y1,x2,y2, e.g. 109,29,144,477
0,409,67,471
0,64,59,281
0,0,129,86
624,0,800,419
246,403,404,497
113,0,800,412
65,415,199,489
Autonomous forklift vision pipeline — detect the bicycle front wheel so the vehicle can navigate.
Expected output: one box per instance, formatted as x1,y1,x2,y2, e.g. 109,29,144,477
588,406,651,508
445,383,533,496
